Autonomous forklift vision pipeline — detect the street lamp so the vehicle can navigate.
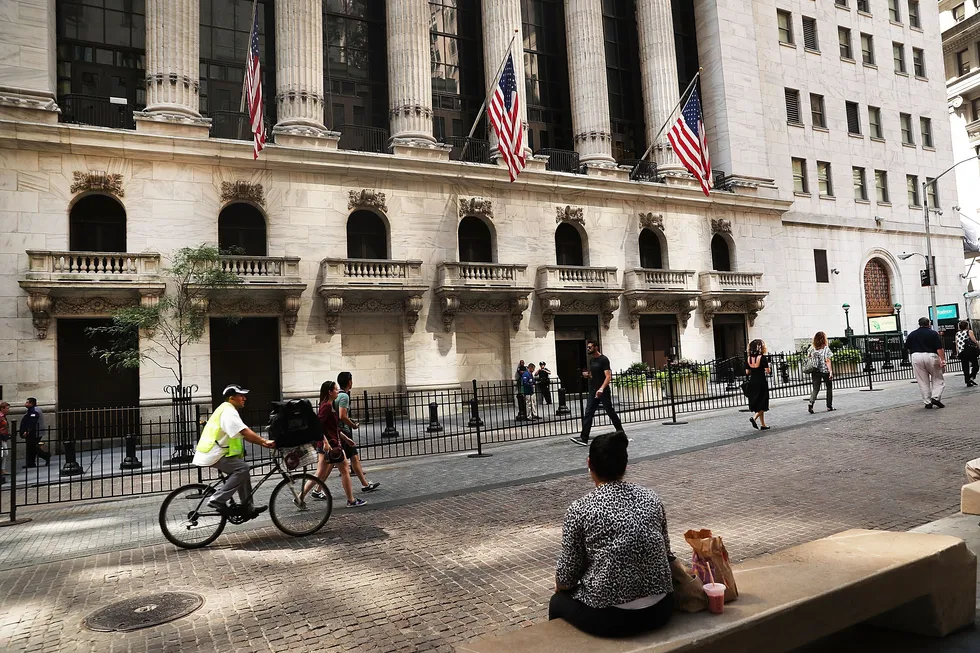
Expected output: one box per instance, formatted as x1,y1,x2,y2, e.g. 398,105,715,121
842,303,853,346
894,303,911,367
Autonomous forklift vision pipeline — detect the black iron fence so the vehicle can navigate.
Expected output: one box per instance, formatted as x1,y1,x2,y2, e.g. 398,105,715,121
209,110,272,142
536,148,582,174
443,136,492,164
59,94,138,130
623,159,661,182
338,125,389,154
0,344,963,518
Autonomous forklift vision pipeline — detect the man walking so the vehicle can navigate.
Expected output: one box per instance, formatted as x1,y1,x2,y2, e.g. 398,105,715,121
906,317,946,409
570,340,624,445
19,397,50,467
522,363,541,420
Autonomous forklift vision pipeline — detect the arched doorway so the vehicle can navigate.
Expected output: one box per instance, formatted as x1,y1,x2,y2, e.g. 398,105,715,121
555,222,585,266
69,194,127,252
458,216,494,263
218,203,267,256
347,210,388,259
710,234,732,271
864,258,893,317
639,229,665,269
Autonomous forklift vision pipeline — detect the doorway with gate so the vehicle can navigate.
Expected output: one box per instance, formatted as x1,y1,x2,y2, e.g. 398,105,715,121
554,315,599,393
639,315,679,370
713,314,747,362
209,318,281,425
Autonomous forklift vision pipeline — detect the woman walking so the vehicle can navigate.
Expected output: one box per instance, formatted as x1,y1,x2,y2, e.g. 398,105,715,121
308,381,366,508
807,332,835,413
955,320,979,387
745,339,771,430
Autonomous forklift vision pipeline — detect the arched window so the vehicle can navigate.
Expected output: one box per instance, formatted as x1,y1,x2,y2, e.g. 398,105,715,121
458,217,493,263
710,234,732,271
639,229,665,269
347,210,388,259
218,203,267,256
69,195,127,252
555,222,585,266
864,258,893,317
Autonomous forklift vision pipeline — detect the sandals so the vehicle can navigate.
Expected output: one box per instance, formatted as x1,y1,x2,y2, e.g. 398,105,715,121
749,417,758,429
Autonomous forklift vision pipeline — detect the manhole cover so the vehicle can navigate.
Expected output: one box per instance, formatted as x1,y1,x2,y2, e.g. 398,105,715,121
84,592,204,632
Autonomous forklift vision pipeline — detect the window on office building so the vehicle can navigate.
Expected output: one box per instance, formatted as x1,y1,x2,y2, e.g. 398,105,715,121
835,0,848,7
811,93,826,128
920,117,933,148
802,16,818,51
857,0,870,12
957,49,971,76
603,0,647,161
814,250,830,283
926,177,939,207
817,161,833,196
868,106,883,138
522,0,573,152
907,0,920,27
839,27,853,59
785,88,802,124
323,0,388,135
846,101,861,134
893,42,906,73
853,167,868,200
907,174,920,206
900,113,914,144
875,170,889,203
429,0,485,142
777,10,793,45
861,33,874,65
972,97,980,121
912,47,925,77
888,0,901,22
953,4,966,21
792,157,808,193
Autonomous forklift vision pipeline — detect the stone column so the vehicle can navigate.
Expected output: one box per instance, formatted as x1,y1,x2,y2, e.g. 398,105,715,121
481,1,527,154
386,0,439,151
635,0,682,172
564,0,615,166
274,0,336,146
0,0,60,123
137,0,209,134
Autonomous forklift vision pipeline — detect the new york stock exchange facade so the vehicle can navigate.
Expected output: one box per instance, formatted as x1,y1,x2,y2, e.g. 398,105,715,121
0,0,965,413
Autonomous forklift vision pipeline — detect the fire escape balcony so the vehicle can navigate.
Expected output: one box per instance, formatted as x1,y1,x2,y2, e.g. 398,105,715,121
698,271,768,327
535,265,621,330
622,268,700,329
434,262,534,332
316,258,429,334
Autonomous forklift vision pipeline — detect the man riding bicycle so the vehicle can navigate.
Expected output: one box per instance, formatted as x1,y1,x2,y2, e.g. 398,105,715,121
193,384,275,519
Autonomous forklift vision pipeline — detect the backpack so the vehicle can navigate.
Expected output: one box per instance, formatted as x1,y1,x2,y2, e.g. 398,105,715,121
268,399,322,447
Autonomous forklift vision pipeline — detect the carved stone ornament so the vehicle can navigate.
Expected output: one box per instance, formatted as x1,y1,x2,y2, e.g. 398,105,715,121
320,293,423,334
388,104,433,120
573,130,611,144
71,171,124,198
699,297,766,327
221,180,264,207
710,218,732,235
539,296,618,330
348,189,388,213
555,205,585,227
600,297,620,330
639,212,664,232
146,72,200,92
54,296,135,316
510,297,529,332
458,197,493,220
440,295,460,333
283,294,302,336
626,297,698,330
27,293,51,340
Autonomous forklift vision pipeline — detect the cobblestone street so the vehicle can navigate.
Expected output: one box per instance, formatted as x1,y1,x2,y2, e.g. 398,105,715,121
1,380,978,652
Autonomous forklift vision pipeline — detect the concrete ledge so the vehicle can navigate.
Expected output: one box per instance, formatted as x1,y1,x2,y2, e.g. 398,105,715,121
961,481,980,515
453,529,976,653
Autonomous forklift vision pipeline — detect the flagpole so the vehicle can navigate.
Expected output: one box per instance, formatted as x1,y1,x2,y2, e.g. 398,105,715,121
239,0,259,141
630,68,702,181
460,29,520,161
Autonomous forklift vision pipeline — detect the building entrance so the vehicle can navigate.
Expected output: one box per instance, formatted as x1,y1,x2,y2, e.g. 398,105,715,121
209,318,281,423
554,315,599,392
713,314,747,362
639,315,678,369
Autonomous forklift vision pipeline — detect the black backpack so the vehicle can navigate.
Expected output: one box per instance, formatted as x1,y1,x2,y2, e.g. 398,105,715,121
268,399,322,447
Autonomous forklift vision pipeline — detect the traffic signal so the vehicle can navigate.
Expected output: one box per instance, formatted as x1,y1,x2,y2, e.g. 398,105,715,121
920,269,932,286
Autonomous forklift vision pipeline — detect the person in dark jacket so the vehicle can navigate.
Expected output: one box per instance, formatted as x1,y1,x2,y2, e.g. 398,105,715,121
19,397,49,468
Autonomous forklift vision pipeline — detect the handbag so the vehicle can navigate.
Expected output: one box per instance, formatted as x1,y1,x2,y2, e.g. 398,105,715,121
801,349,820,374
670,557,708,613
739,379,751,397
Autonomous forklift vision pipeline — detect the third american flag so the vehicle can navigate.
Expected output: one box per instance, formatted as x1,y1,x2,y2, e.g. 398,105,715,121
667,85,712,196
488,53,526,181
244,1,266,159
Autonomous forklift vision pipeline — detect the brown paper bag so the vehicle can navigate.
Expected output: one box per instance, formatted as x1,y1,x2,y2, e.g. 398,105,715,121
670,557,708,612
684,528,739,602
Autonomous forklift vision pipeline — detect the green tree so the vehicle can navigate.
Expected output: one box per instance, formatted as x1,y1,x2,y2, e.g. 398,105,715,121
87,245,243,391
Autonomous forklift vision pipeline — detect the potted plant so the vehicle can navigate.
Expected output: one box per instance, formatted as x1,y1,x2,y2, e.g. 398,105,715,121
656,359,710,397
613,362,662,405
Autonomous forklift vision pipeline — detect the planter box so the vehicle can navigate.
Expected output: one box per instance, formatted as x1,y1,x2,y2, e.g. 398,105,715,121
834,361,861,376
660,374,709,397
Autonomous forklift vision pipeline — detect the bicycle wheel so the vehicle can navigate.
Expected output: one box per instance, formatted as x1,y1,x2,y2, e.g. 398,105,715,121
159,483,226,549
270,473,332,536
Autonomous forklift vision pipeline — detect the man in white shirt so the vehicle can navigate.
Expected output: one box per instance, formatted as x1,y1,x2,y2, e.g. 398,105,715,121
193,384,274,518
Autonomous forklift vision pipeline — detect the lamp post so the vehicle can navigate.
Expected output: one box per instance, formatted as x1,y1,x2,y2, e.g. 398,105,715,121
842,303,853,346
894,302,911,367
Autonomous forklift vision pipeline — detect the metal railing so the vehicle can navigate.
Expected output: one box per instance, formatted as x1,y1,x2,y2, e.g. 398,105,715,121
536,148,582,174
209,110,272,142
623,159,662,182
338,125,389,153
59,94,137,130
713,170,735,192
442,136,492,164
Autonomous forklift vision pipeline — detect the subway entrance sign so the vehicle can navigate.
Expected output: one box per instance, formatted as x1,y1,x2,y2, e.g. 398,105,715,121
928,304,960,322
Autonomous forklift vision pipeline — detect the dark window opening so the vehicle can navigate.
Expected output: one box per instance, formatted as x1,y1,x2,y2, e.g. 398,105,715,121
639,229,664,269
430,0,485,142
555,222,584,266
522,0,573,152
69,194,127,252
710,234,732,271
814,249,829,283
325,0,388,133
603,0,646,162
218,203,267,256
672,0,700,94
347,210,388,259
458,216,493,263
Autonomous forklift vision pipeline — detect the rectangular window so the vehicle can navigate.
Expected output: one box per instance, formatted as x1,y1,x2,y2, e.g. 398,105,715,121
972,97,980,121
868,106,883,138
836,0,848,7
920,117,933,148
846,101,861,134
793,157,808,193
900,113,914,144
839,27,853,59
957,49,970,76
953,4,966,21
785,88,802,124
926,177,939,208
802,16,819,51
888,0,901,22
893,42,906,73
875,170,889,203
857,0,870,12
853,167,868,201
811,93,826,128
912,47,925,77
861,33,875,65
814,249,830,283
907,174,920,206
817,161,833,196
908,0,920,28
778,10,793,45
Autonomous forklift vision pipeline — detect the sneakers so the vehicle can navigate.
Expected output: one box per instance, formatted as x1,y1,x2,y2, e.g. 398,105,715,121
569,436,589,446
207,500,232,516
361,482,380,493
311,489,328,500
924,403,934,409
930,398,946,409
347,498,367,507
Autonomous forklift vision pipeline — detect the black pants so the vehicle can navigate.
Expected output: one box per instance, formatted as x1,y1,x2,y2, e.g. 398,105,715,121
960,352,979,384
549,591,673,638
539,385,552,404
24,435,50,467
579,391,624,442
808,372,833,408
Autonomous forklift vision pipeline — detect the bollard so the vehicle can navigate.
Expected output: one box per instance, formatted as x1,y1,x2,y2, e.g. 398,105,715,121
382,408,399,439
119,434,143,470
860,350,883,392
724,364,737,392
515,387,527,421
468,381,484,427
60,440,84,477
779,361,790,385
662,362,688,426
426,401,444,433
360,389,373,424
556,388,570,416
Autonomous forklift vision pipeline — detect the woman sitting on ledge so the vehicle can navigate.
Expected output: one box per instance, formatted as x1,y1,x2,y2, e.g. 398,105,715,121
549,431,674,637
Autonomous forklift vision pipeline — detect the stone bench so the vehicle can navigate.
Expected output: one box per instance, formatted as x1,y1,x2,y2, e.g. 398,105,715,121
454,529,976,653
961,481,980,515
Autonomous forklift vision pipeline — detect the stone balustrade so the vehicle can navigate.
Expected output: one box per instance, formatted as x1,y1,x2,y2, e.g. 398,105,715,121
536,265,619,289
317,258,428,334
27,250,162,278
322,258,424,283
437,262,528,285
698,271,765,293
623,268,696,291
698,271,768,327
435,262,533,332
218,255,301,282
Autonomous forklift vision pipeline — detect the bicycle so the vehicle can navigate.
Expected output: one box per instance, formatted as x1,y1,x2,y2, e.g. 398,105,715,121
159,444,331,549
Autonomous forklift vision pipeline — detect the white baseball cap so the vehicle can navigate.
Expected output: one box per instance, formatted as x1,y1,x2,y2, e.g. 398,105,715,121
222,384,250,398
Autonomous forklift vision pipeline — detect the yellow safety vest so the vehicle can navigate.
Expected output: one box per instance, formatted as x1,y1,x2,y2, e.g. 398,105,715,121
196,402,245,458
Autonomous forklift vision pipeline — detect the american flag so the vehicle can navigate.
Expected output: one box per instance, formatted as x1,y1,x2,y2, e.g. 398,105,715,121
488,53,526,181
244,2,266,159
667,85,712,196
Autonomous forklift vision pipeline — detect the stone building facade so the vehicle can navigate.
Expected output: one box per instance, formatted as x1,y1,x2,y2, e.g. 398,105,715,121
0,0,966,412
